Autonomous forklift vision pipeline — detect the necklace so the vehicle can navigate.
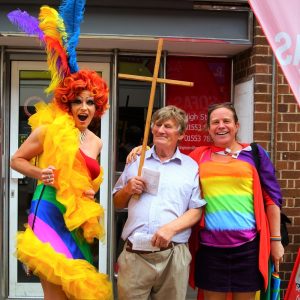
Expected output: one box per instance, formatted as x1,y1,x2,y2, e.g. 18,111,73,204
79,130,87,144
215,148,241,159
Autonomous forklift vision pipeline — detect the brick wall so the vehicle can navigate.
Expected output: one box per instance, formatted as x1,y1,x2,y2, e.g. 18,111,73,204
233,19,300,296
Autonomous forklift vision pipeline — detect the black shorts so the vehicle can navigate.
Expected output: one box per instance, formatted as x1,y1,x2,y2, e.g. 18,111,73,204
195,237,264,292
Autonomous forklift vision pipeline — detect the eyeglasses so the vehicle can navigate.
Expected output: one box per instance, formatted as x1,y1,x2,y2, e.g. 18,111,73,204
70,99,95,107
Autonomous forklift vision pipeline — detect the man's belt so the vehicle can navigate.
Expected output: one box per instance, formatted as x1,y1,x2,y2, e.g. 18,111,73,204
125,240,181,255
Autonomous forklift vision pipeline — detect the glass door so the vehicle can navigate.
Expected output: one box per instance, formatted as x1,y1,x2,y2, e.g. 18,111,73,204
9,61,110,298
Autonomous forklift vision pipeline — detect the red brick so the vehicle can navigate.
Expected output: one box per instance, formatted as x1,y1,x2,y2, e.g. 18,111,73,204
255,113,272,122
253,45,270,55
254,94,272,102
286,244,300,253
254,103,270,112
255,123,269,132
277,122,288,131
276,142,289,151
254,36,269,44
254,63,269,73
283,253,293,262
285,198,295,207
281,114,300,122
287,161,295,169
255,69,272,80
282,170,300,178
294,217,300,225
283,133,300,142
289,103,300,113
278,104,288,112
288,143,296,151
282,151,300,160
281,94,297,104
283,207,300,216
255,84,269,93
294,235,300,243
255,132,271,140
282,188,300,197
288,226,300,234
287,180,295,188
278,84,291,94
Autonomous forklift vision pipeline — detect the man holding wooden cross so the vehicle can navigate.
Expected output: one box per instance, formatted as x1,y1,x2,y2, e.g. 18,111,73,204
113,105,206,300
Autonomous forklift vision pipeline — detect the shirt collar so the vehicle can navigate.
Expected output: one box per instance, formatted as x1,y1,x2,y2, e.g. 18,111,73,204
146,146,182,163
211,144,252,159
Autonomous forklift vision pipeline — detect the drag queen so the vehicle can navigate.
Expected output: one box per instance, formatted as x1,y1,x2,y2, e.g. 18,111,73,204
9,1,112,299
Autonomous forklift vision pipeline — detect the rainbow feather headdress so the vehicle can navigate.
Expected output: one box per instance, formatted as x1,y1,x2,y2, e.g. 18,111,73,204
7,0,85,94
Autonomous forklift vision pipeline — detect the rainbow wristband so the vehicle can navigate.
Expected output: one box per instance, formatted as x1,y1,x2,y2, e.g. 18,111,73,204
270,236,281,241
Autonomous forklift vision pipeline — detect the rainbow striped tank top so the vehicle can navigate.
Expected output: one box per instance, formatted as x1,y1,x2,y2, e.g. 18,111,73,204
199,153,257,248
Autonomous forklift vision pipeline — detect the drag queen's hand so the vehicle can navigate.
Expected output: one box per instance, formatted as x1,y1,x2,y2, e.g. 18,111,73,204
41,165,55,186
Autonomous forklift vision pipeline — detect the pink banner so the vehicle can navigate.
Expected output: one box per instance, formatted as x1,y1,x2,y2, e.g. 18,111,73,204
249,0,300,107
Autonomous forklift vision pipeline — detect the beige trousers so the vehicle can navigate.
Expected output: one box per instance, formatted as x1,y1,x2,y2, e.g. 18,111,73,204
117,243,191,300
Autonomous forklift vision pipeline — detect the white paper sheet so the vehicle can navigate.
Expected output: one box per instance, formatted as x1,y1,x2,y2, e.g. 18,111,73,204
129,232,160,251
142,167,160,195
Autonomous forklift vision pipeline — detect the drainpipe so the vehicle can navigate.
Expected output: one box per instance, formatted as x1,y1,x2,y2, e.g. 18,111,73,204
271,54,277,164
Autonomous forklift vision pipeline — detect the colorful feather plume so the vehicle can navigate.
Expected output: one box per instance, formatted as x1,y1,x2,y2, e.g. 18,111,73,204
7,9,44,41
39,6,70,93
59,0,86,73
8,0,86,94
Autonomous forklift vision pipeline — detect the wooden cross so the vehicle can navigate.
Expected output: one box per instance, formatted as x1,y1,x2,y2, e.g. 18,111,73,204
118,38,194,197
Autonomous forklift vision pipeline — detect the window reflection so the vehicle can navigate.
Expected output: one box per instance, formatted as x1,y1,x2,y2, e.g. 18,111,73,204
117,56,162,171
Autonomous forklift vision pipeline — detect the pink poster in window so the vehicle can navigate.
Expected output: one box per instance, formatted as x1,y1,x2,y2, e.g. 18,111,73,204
166,57,231,154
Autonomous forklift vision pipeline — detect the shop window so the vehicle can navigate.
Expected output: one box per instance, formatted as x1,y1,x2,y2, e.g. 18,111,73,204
116,56,162,171
166,56,232,154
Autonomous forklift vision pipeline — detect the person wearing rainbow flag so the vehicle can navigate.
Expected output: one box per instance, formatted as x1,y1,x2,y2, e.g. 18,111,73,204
188,102,284,300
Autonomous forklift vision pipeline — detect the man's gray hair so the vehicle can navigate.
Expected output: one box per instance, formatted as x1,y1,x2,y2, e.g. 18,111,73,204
151,105,188,134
